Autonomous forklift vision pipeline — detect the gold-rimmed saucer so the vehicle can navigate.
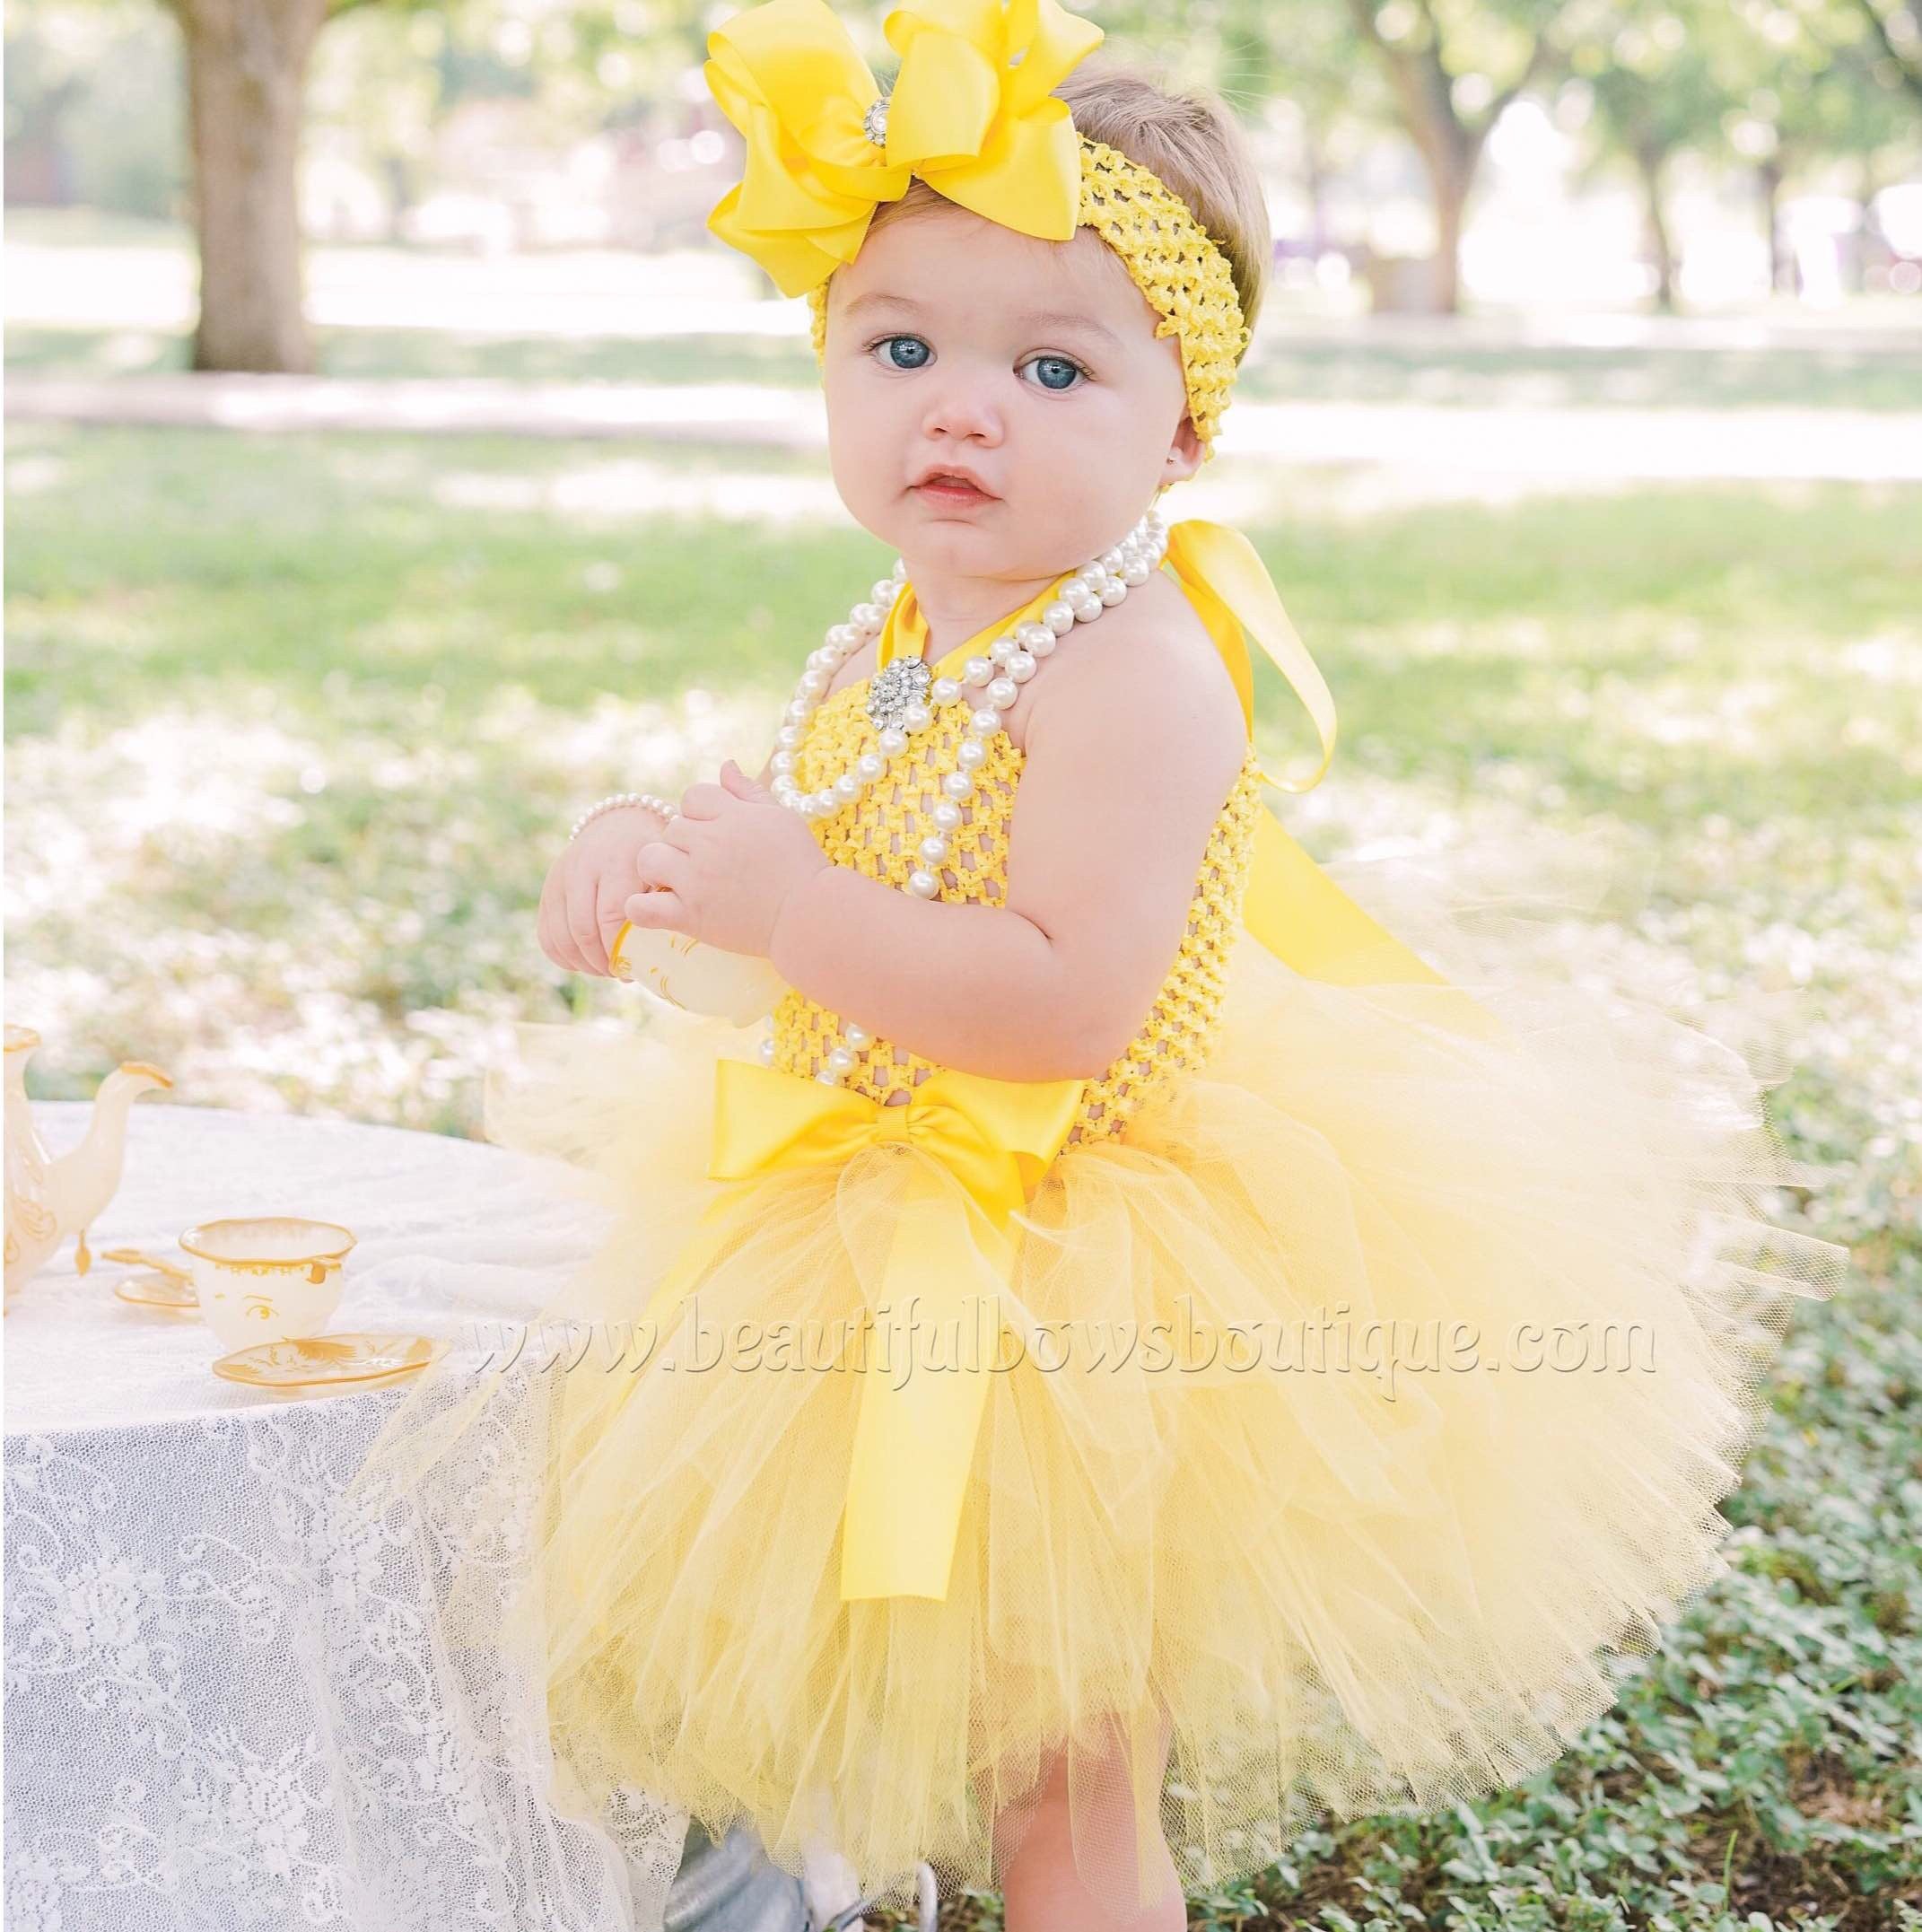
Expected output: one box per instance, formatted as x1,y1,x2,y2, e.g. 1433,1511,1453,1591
212,1332,446,1394
102,1245,195,1281
114,1268,199,1312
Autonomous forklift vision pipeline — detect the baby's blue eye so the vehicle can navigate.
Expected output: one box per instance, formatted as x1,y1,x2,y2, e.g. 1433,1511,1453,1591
1022,354,1085,392
865,337,1085,389
871,335,931,371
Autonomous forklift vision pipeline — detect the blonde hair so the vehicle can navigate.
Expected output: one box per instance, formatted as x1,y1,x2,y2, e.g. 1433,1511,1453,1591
865,54,1271,357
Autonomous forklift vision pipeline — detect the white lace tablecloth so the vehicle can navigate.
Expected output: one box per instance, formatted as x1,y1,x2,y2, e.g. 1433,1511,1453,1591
4,1102,691,1932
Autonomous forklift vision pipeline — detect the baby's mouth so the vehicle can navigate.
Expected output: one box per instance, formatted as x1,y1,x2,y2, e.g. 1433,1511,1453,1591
913,474,997,504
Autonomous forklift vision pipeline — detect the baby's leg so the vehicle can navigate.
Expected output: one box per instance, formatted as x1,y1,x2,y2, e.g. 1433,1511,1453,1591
992,1701,1184,1932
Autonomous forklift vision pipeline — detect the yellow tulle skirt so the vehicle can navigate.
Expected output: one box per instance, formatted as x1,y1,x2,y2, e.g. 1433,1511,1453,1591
364,841,1849,1917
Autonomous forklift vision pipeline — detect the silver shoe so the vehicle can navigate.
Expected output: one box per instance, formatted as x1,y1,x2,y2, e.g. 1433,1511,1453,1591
819,1858,939,1932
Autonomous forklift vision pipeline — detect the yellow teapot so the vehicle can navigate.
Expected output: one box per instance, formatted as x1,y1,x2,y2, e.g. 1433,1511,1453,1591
4,1023,171,1302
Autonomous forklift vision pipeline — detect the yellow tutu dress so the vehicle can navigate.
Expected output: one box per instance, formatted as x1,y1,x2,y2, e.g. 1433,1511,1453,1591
368,522,1848,1918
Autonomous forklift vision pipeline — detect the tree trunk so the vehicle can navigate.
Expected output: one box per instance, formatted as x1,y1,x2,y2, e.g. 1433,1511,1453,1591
1429,160,1467,313
1303,128,1331,258
1393,92,1477,313
380,152,414,245
1758,156,1790,295
1366,11,1480,312
1635,142,1678,312
177,0,329,372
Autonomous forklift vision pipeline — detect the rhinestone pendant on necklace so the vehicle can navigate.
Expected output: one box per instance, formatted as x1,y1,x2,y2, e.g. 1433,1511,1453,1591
865,653,930,732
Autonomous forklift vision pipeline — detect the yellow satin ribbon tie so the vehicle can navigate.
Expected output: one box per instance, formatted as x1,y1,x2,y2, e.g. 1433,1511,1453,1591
634,1059,1085,1603
1163,520,1504,1030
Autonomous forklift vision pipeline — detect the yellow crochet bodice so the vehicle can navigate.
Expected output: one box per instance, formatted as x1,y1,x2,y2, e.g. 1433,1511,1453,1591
770,668,1265,1148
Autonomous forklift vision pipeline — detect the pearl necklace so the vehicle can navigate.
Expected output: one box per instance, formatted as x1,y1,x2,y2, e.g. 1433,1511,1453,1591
756,505,1168,1084
768,507,1166,899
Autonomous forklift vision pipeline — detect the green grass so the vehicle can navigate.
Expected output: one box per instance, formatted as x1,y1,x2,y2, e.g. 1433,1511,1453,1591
5,419,1918,1925
3,430,861,727
2,322,826,388
1237,337,1922,412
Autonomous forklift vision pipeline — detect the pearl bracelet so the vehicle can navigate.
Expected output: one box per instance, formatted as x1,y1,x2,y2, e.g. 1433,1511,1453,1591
567,791,679,844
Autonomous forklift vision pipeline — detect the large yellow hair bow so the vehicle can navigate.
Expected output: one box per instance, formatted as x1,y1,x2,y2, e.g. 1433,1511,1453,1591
703,0,1104,298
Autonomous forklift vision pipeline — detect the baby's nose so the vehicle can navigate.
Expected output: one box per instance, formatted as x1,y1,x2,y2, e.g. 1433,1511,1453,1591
920,373,1004,445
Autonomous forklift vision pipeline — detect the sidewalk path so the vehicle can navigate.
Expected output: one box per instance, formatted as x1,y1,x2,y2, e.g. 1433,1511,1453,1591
8,371,1920,482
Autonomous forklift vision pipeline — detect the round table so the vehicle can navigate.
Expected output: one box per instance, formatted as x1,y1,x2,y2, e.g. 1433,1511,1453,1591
4,1102,696,1932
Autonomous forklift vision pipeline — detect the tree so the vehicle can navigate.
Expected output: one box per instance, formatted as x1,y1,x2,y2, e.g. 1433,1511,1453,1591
1266,4,1399,259
1705,0,1918,292
4,0,188,215
1559,0,1915,308
1567,0,1739,311
1340,0,1584,311
1852,0,1922,106
166,0,709,373
167,0,347,371
1078,0,1396,267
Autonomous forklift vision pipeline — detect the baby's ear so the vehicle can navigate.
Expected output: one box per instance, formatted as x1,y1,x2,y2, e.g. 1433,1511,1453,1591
1164,415,1203,485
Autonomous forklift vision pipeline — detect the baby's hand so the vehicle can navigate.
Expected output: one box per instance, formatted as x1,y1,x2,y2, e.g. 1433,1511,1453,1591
537,801,666,977
625,760,829,959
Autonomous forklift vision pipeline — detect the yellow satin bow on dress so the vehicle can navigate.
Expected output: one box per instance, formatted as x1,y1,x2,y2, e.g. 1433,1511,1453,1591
634,1061,1086,1603
703,0,1103,296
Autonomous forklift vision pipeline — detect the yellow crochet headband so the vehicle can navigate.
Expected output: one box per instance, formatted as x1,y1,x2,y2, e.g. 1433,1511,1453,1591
703,0,1249,451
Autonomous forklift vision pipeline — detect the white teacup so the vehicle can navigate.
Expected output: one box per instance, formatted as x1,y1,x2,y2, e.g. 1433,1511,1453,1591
179,1216,356,1354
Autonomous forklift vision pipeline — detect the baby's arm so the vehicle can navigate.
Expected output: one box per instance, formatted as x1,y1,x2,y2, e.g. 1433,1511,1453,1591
768,603,1250,1081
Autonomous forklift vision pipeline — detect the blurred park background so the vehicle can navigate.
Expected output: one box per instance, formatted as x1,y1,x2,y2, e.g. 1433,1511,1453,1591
4,0,1922,1922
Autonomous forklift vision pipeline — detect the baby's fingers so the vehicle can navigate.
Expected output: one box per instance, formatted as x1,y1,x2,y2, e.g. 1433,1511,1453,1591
564,870,612,976
596,873,636,969
538,865,593,975
624,887,689,931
